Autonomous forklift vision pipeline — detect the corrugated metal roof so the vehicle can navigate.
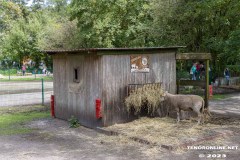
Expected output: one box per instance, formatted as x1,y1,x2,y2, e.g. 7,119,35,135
43,46,186,54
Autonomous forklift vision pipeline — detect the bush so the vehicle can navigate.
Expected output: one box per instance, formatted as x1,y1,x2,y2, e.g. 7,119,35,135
68,116,80,128
177,70,190,80
226,65,240,77
0,68,17,76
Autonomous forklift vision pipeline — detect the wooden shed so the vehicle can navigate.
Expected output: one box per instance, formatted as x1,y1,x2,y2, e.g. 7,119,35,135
45,47,186,128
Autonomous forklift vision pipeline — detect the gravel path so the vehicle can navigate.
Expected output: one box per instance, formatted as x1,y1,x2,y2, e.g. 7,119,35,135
209,93,240,118
0,92,239,160
0,81,53,107
1,117,239,160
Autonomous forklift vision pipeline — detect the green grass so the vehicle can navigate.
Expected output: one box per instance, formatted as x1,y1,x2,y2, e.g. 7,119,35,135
211,94,228,100
0,106,50,135
0,76,53,82
0,69,18,76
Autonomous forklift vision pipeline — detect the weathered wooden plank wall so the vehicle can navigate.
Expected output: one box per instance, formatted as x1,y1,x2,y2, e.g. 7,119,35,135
54,54,103,127
67,55,103,127
53,55,68,120
150,53,176,93
53,51,176,128
102,52,176,126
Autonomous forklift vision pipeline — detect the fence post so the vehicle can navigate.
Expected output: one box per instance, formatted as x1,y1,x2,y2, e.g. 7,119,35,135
42,78,44,105
205,60,209,108
8,67,10,80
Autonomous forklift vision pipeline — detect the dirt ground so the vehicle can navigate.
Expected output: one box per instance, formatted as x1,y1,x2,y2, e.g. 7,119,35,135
103,116,240,147
0,117,239,160
0,92,240,160
0,117,174,160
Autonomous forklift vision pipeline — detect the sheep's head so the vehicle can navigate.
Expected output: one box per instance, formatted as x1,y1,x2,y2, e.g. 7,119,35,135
162,91,168,100
162,91,167,97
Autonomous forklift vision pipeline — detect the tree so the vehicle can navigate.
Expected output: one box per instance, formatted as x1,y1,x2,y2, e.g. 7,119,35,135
31,0,45,10
150,0,240,75
0,10,53,67
1,0,76,68
220,28,240,65
37,17,81,50
46,0,70,13
1,0,240,76
0,1,23,32
69,0,153,48
147,0,181,46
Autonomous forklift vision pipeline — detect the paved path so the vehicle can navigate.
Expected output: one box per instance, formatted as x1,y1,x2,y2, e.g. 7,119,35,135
0,91,53,107
209,93,240,118
0,81,53,92
0,81,53,107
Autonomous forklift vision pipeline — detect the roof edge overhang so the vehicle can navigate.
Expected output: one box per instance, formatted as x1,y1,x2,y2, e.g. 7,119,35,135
43,46,186,55
176,52,212,60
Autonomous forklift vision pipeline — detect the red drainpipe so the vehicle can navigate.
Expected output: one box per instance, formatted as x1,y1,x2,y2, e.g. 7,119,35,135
51,95,55,118
96,99,102,119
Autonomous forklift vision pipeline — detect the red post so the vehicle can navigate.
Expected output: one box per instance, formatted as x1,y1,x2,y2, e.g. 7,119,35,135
209,85,213,98
96,99,102,119
51,95,55,117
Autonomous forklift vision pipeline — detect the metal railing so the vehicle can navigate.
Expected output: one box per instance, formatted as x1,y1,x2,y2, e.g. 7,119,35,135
0,79,53,107
0,66,53,81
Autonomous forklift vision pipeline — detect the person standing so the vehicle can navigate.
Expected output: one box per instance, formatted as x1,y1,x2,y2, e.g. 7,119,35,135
22,65,26,76
196,62,201,80
224,68,230,85
199,63,205,80
190,62,197,80
42,67,46,75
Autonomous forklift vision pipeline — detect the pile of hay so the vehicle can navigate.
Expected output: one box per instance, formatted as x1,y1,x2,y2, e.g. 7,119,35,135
105,117,231,147
125,83,165,115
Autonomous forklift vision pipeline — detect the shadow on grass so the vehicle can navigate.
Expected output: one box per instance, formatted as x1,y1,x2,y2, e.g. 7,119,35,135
0,105,50,135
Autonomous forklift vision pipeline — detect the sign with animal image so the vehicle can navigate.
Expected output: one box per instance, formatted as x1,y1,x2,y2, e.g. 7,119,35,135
130,55,150,72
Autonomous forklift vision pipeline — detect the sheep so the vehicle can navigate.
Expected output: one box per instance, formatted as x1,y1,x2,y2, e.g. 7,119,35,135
164,92,207,124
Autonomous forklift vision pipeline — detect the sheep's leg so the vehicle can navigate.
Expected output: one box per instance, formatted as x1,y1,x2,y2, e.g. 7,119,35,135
206,108,212,117
197,113,201,125
176,109,180,123
177,112,180,123
201,114,204,124
197,112,205,125
193,106,202,125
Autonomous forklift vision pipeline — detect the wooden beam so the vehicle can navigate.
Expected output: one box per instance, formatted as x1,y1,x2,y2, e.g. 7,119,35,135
97,50,176,55
176,53,211,60
177,80,205,87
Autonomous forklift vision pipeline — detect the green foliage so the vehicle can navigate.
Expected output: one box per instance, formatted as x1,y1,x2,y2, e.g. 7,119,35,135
37,18,81,50
69,0,153,47
1,0,240,76
46,0,70,14
222,28,240,65
0,76,53,82
68,115,80,128
212,94,227,100
0,1,23,31
148,0,180,46
0,10,53,67
151,0,240,76
226,65,240,77
0,68,17,76
176,70,190,80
